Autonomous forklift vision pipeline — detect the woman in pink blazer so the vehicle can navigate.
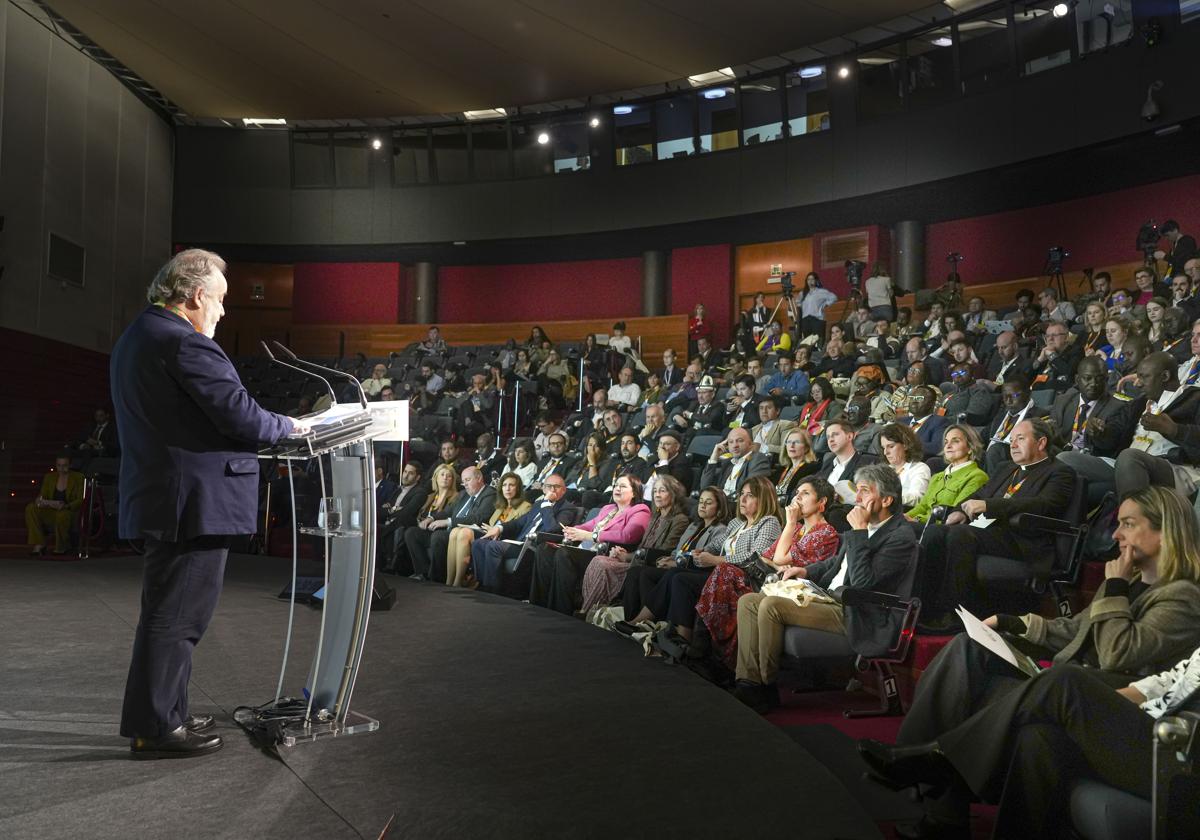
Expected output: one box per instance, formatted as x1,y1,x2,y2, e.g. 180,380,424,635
529,475,650,614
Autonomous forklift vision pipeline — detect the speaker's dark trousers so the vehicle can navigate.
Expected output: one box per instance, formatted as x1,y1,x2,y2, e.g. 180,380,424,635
120,536,230,738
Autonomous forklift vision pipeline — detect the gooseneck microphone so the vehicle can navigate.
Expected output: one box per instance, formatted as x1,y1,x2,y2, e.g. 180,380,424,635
261,341,337,408
272,341,369,410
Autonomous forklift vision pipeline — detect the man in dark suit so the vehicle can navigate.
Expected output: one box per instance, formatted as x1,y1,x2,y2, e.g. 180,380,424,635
1031,321,1082,394
526,431,574,500
374,464,398,516
471,475,578,593
642,430,694,496
699,427,773,501
899,386,947,458
379,461,429,573
940,363,997,428
900,337,946,388
920,417,1076,629
75,406,119,457
732,464,916,713
1159,219,1197,278
724,375,761,430
406,465,496,582
981,331,1033,390
657,348,682,390
983,375,1051,473
670,375,726,442
113,249,303,759
1050,356,1140,460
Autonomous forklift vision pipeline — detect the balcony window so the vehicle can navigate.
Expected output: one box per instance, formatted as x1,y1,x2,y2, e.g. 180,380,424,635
551,115,591,173
332,131,369,187
698,87,738,153
614,104,653,166
906,28,956,107
512,123,553,177
1077,0,1134,53
786,66,830,135
740,75,783,145
655,94,697,160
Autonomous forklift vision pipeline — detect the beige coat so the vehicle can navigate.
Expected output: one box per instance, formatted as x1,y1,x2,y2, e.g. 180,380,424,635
1021,578,1200,677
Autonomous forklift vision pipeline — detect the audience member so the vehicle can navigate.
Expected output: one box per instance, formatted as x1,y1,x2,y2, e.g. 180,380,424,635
763,355,809,400
406,466,496,583
981,330,1032,390
939,363,994,427
796,377,841,439
756,320,791,353
900,337,946,386
842,395,882,456
812,338,855,380
774,428,821,505
1038,286,1075,323
528,432,571,496
1032,321,1083,392
732,465,915,713
26,453,84,555
397,464,459,577
471,475,577,592
608,366,641,409
642,431,693,498
701,427,773,501
860,485,1200,838
897,386,946,458
378,461,429,573
361,364,391,398
905,424,989,525
698,476,841,675
74,407,118,458
580,475,690,612
445,472,531,587
658,348,682,390
798,273,837,340
529,475,650,614
983,375,1049,473
919,417,1075,628
532,412,565,459
750,396,795,460
1079,302,1109,354
1050,356,1139,469
419,326,449,356
879,423,931,508
670,375,725,440
962,296,997,334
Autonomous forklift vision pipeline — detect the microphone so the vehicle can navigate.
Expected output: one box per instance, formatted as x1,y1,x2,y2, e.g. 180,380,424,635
261,341,337,408
273,341,368,409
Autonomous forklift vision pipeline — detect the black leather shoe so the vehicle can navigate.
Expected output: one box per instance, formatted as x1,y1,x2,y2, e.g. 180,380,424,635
130,725,223,760
184,714,215,733
916,613,963,635
858,739,956,788
731,680,772,715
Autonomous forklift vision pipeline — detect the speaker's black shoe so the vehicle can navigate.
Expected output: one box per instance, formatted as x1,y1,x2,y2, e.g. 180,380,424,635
184,714,215,734
130,725,223,760
858,739,957,789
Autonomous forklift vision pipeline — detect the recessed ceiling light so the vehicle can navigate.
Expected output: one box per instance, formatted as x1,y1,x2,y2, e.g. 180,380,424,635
931,35,953,47
370,137,383,150
463,108,507,121
589,116,600,128
613,105,633,115
242,117,287,126
798,66,824,79
536,132,550,144
702,88,727,99
1052,2,1069,17
687,67,736,87
837,66,850,79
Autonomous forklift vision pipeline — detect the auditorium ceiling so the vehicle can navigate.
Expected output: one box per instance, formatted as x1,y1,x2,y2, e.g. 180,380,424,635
40,0,943,120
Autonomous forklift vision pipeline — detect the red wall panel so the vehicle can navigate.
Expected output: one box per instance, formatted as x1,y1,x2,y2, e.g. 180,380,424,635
671,244,732,348
292,262,403,324
925,175,1200,285
437,258,643,323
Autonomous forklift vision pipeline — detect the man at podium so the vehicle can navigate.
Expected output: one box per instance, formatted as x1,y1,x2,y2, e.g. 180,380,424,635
111,249,309,759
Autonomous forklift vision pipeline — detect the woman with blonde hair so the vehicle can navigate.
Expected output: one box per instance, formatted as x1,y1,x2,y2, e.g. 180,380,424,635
774,427,821,506
445,472,531,587
405,464,459,580
905,424,988,524
861,484,1200,838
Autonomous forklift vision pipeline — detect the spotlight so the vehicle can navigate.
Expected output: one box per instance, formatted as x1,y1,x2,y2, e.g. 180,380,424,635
798,66,824,79
370,137,383,150
837,65,850,79
536,132,550,144
702,88,727,99
613,105,633,115
1052,3,1069,17
931,36,952,47
589,116,600,128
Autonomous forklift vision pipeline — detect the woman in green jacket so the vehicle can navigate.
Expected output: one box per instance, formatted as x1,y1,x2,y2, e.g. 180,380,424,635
905,424,988,524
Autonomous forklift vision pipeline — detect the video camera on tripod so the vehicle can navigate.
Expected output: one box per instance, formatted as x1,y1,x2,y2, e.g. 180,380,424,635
1136,220,1160,266
845,260,866,298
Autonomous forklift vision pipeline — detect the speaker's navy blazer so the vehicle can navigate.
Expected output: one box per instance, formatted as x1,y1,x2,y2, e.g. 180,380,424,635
111,306,293,541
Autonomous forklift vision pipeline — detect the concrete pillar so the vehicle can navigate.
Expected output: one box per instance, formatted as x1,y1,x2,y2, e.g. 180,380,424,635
642,250,668,316
414,262,437,324
893,220,925,292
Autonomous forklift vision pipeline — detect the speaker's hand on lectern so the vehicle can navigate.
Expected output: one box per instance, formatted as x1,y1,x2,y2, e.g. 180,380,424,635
290,418,313,436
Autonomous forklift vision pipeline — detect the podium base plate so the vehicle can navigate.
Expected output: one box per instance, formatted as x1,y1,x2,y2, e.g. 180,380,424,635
278,710,380,747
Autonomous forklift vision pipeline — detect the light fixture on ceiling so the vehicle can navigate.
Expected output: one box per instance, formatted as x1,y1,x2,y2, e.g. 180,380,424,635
687,67,735,87
702,88,727,99
589,116,600,128
931,35,953,47
613,105,633,115
536,132,550,144
1052,2,1070,17
370,137,383,150
798,66,824,79
242,117,287,127
837,65,850,79
463,108,507,121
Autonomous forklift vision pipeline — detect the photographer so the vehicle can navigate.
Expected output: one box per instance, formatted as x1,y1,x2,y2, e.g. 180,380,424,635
1156,220,1197,278
864,263,895,322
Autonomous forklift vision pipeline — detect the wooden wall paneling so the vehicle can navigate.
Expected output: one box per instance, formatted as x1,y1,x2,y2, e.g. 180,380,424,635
284,315,688,362
733,238,813,327
225,262,295,308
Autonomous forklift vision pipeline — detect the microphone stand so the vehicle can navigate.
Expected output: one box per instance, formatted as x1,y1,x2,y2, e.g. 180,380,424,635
273,341,368,409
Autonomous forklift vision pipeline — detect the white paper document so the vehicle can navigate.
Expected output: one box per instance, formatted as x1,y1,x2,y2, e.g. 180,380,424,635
955,606,1042,678
969,515,995,529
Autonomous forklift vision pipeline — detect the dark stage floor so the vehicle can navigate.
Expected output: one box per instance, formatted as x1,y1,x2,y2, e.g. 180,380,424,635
0,554,881,839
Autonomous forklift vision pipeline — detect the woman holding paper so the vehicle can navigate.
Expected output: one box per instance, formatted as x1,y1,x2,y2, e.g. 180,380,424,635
860,486,1200,839
445,473,530,587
